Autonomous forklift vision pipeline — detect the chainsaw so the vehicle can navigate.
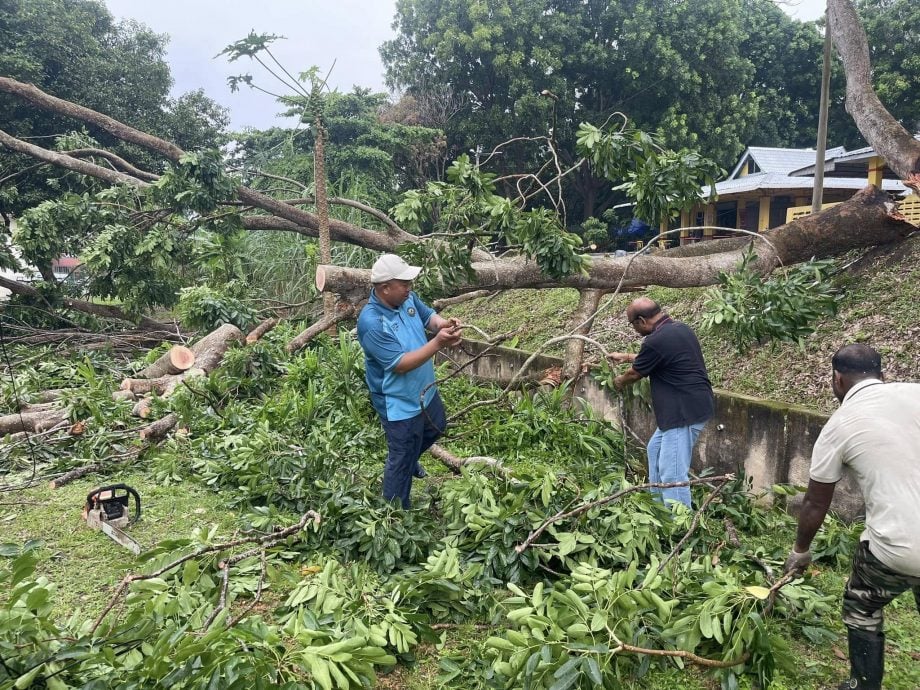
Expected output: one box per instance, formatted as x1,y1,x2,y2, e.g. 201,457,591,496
83,484,142,555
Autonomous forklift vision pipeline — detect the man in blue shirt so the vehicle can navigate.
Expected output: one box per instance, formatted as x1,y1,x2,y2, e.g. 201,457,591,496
356,254,462,508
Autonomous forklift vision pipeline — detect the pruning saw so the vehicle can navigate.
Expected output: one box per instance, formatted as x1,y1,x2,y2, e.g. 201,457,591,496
83,484,142,555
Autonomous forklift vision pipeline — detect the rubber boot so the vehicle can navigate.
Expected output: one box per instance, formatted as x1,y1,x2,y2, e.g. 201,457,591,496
413,462,427,479
837,627,884,689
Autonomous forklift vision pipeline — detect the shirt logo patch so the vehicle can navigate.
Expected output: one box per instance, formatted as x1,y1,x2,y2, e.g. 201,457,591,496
407,307,416,317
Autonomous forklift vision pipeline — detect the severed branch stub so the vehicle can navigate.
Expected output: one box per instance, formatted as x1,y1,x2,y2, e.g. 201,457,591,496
516,474,735,554
91,509,321,634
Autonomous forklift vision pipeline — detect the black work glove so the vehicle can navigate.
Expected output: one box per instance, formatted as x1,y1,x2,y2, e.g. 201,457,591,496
783,548,812,576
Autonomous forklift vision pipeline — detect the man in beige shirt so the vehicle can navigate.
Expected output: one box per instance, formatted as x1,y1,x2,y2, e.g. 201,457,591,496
784,344,920,690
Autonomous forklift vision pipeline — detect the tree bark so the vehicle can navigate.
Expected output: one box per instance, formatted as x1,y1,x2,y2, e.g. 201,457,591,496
0,128,146,188
131,398,153,418
49,464,104,489
0,409,68,434
136,345,195,378
188,324,245,372
561,289,604,381
120,375,170,395
427,443,510,475
139,413,179,443
313,115,337,329
828,0,920,183
285,305,356,354
246,318,279,344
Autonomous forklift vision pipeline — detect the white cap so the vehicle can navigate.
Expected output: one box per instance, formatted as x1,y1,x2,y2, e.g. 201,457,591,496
370,254,422,283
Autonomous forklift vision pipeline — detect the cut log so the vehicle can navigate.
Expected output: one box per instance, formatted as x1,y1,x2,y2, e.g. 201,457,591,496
135,325,243,446
18,401,60,414
136,345,195,378
190,324,245,372
120,375,177,396
111,390,136,402
131,398,153,418
162,368,205,398
140,413,178,443
286,304,355,354
246,318,279,344
0,409,68,435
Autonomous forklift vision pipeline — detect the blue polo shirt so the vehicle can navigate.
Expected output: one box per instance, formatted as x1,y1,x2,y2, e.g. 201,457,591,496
356,289,437,421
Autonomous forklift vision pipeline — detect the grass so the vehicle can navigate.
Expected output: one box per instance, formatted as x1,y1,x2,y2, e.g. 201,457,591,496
5,470,236,616
446,235,920,413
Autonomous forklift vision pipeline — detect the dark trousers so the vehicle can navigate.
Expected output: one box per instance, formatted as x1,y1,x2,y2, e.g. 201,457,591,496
380,392,446,509
842,540,920,633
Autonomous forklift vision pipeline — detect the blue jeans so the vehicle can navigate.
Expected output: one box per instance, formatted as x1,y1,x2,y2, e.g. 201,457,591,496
380,392,446,508
646,422,706,508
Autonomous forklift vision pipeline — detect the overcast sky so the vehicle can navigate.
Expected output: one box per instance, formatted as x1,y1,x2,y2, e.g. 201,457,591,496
103,0,828,132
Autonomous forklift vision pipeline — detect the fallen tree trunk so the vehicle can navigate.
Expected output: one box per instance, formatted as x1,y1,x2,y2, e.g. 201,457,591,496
189,324,245,371
136,345,195,378
318,187,913,295
0,409,68,434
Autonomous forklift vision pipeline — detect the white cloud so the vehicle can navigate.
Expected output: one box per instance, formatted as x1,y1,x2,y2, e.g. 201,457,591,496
104,0,398,130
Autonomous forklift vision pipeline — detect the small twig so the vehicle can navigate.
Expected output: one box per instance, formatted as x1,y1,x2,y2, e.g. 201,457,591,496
614,639,750,669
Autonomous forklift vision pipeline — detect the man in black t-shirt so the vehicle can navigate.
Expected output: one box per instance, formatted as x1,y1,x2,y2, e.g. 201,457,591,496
608,297,714,507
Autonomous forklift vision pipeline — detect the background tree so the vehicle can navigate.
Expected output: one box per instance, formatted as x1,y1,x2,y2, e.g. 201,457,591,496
380,0,826,223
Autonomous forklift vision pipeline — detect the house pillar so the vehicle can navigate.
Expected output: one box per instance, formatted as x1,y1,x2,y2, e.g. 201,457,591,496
735,199,744,230
758,195,771,231
703,204,715,238
679,209,690,243
868,155,884,187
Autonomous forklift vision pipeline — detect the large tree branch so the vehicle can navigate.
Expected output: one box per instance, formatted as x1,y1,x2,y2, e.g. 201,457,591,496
0,129,146,188
0,77,185,161
0,275,168,329
828,0,920,181
65,148,160,181
0,77,418,251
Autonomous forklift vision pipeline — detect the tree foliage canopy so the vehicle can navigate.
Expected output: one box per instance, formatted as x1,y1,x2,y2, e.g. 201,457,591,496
380,0,826,221
0,0,228,217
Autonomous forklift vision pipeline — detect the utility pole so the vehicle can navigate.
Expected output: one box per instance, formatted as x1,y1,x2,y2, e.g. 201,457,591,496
812,3,833,213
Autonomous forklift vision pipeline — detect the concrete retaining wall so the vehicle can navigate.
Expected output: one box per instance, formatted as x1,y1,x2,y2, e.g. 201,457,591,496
442,341,864,520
